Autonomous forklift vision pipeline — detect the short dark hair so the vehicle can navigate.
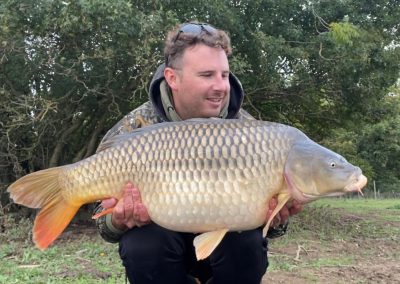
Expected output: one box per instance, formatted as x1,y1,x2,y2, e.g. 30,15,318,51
164,22,232,68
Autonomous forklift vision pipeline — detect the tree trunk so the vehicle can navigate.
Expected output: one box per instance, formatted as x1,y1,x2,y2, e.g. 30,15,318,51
49,119,83,167
84,114,107,158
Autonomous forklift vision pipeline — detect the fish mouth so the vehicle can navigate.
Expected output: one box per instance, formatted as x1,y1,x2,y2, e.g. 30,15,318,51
302,174,368,200
344,174,368,195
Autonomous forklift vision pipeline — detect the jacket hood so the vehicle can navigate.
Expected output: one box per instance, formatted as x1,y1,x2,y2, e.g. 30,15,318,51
148,63,245,121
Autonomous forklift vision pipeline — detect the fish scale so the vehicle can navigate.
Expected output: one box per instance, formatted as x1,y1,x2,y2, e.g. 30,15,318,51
7,118,367,259
64,120,287,231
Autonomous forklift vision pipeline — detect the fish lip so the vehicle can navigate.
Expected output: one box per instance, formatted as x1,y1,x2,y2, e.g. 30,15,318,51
344,174,367,194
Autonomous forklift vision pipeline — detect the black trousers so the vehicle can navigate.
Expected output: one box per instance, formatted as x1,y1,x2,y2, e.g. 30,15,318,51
119,224,268,284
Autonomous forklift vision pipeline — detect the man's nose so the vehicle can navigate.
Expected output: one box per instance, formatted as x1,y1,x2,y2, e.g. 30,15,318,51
213,75,229,92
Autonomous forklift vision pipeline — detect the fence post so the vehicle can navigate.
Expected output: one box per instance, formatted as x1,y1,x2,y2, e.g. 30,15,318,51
373,180,377,199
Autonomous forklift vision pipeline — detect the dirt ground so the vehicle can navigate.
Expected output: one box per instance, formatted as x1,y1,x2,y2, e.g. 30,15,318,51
15,209,398,284
263,232,400,283
71,225,398,283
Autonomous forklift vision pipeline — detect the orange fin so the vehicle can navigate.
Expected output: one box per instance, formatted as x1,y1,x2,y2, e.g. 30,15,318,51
92,207,114,219
33,195,79,250
263,193,291,237
7,166,81,250
193,229,229,260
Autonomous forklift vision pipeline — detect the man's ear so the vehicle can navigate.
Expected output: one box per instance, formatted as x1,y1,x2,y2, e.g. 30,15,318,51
164,67,178,91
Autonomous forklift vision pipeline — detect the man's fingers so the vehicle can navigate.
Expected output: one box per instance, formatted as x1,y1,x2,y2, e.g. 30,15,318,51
280,205,290,223
289,200,303,216
266,197,278,220
122,182,134,214
269,197,278,209
101,198,118,209
136,203,150,223
113,198,125,218
131,186,142,203
108,182,151,229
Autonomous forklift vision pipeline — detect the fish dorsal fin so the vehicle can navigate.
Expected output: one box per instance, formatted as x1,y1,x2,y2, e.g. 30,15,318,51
262,193,291,237
193,229,229,260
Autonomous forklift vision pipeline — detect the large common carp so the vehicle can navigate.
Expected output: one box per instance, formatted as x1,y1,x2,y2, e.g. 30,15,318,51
8,119,367,259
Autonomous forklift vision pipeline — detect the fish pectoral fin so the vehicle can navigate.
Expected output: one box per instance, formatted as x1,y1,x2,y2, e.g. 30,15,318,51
92,207,114,219
193,229,229,260
263,193,291,237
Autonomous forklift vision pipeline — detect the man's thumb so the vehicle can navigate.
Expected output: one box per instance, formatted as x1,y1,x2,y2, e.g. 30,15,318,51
101,198,118,209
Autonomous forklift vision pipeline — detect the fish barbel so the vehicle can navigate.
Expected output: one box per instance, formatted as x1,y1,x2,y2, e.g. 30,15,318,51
7,119,367,259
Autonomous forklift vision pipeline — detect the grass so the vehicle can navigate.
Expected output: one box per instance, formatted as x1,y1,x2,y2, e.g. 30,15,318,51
285,198,400,240
0,213,124,284
267,198,400,277
0,239,124,283
1,198,399,283
314,198,400,216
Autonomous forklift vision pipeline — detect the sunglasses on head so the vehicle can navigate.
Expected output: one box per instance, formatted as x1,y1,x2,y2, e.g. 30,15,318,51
173,23,217,42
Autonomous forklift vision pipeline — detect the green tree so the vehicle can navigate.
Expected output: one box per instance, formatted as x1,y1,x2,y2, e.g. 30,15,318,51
358,93,400,193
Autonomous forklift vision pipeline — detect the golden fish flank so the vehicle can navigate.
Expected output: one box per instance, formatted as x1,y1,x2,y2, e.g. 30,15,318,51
7,118,367,260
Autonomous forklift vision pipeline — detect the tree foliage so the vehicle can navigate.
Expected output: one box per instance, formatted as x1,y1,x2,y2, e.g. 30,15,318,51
1,0,399,204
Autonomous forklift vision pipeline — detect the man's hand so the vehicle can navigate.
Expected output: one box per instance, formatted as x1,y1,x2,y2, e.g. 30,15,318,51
101,183,151,231
266,196,302,227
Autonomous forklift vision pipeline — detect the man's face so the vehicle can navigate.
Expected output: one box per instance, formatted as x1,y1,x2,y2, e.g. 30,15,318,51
167,44,230,120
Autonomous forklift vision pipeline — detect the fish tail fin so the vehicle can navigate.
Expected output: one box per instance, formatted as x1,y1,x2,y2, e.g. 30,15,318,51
33,195,80,250
7,167,80,249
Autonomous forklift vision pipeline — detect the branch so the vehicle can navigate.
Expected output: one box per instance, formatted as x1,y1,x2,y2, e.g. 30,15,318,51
48,118,83,167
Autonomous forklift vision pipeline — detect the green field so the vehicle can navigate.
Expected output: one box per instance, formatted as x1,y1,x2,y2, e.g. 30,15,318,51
266,198,400,283
1,198,399,283
314,198,400,215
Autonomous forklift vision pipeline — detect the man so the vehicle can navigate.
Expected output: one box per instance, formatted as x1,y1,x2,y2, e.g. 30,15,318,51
94,22,301,284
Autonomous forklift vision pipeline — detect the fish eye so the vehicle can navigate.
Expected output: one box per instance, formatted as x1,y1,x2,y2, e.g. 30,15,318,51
330,162,336,168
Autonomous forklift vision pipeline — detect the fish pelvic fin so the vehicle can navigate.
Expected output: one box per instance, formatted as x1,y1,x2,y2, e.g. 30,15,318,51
193,229,229,260
7,167,79,250
263,193,291,237
92,207,114,219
